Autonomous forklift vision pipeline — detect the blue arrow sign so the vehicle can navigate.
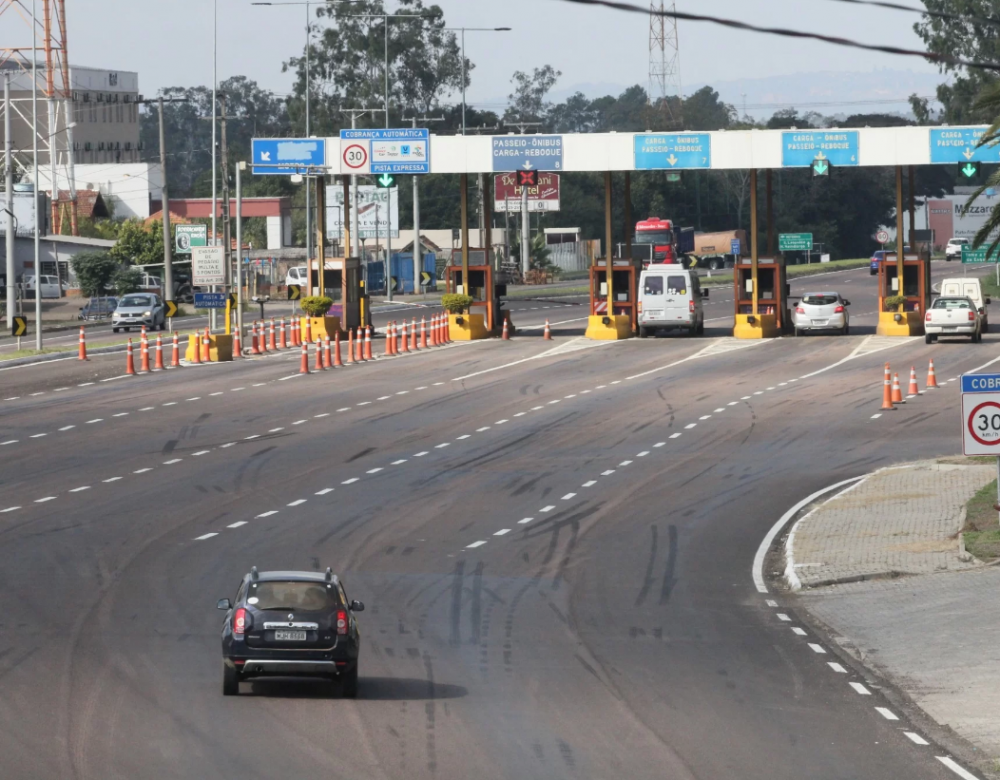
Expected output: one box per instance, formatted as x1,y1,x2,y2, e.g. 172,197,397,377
730,238,741,256
930,128,999,164
634,133,711,170
963,374,1000,393
340,128,430,174
252,138,326,175
492,135,563,172
782,131,859,167
194,292,229,309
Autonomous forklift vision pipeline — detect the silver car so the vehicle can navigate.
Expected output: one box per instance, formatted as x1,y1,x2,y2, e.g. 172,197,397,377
793,292,850,336
112,293,166,333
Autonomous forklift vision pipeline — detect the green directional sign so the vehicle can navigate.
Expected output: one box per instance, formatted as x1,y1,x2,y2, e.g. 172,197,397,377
959,161,982,180
962,245,992,264
812,156,830,177
779,233,814,252
376,173,395,188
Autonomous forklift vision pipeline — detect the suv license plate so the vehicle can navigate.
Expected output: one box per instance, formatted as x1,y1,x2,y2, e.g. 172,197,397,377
274,630,307,641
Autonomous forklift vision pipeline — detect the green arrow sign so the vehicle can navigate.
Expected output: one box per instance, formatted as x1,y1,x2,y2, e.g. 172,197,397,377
960,161,982,180
962,245,992,264
779,233,814,252
376,173,395,188
812,159,829,176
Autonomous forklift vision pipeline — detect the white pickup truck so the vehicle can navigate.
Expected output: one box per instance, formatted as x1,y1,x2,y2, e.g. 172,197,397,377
924,296,982,344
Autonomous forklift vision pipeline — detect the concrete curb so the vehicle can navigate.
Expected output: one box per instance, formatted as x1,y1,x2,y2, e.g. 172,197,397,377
0,343,129,369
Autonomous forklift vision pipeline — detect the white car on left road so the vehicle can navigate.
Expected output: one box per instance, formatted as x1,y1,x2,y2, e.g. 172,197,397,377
793,292,850,336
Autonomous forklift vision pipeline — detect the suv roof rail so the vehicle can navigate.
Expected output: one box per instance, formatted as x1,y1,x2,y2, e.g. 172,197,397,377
250,566,258,580
325,567,333,581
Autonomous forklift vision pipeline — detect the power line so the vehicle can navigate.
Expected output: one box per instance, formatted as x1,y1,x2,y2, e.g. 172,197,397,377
556,0,1000,73
819,0,1000,31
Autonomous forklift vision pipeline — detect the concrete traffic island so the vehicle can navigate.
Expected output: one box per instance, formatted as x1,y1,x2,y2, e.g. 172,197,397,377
779,459,1000,764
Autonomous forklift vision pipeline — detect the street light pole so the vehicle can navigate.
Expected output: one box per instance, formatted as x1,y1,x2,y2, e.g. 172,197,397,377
211,0,218,331
445,27,512,136
32,0,41,350
305,0,312,284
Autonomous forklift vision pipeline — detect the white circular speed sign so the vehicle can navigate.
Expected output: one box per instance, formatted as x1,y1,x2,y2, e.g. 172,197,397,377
876,229,889,244
343,143,368,170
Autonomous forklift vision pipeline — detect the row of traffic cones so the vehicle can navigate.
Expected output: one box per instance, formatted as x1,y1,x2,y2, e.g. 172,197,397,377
125,325,185,375
298,327,376,374
881,359,939,410
383,313,452,357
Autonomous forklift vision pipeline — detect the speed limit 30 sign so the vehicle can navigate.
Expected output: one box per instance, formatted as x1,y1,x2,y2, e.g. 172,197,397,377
343,143,369,173
961,374,1000,454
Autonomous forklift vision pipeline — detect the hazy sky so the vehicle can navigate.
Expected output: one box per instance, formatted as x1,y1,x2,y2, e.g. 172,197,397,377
52,0,940,106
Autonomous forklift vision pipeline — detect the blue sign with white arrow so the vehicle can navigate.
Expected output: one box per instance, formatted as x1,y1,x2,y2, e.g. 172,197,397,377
194,292,229,309
930,128,999,164
782,131,859,167
962,374,1000,393
492,135,563,172
634,133,711,170
730,238,741,256
252,138,326,175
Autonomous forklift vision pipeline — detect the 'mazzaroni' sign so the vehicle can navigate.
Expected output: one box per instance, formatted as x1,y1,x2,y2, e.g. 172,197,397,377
494,173,561,213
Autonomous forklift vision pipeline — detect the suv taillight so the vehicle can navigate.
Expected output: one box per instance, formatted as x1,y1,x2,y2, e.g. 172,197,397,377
233,607,248,637
969,311,976,322
925,312,932,322
834,305,844,313
336,610,348,635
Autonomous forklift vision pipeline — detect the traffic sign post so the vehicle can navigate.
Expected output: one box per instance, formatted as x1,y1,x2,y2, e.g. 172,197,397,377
164,300,179,319
730,238,741,257
252,138,327,176
492,135,563,172
778,233,814,252
930,128,999,165
633,133,712,170
338,128,429,175
876,229,889,246
11,315,25,337
781,131,859,168
962,373,1000,522
962,246,991,264
194,292,230,309
175,224,208,255
192,246,226,287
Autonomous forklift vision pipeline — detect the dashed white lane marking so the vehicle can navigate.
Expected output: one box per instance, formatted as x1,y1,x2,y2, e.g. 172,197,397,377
192,450,210,457
871,413,882,419
103,477,122,483
766,599,778,607
565,394,577,399
228,521,248,529
611,380,621,385
211,392,224,397
466,541,487,549
494,529,511,536
477,426,491,432
337,407,351,412
904,732,929,746
269,428,284,433
245,435,260,440
582,480,597,487
518,517,534,524
791,627,807,636
714,408,725,413
187,397,201,402
396,391,409,395
134,468,152,474
807,643,827,654
113,413,128,418
496,419,509,424
316,488,335,495
30,433,46,438
699,415,711,420
342,478,359,485
562,493,577,500
163,459,182,465
292,420,307,425
602,470,616,476
377,396,391,401
435,443,450,449
392,459,407,465
670,433,682,439
937,756,980,780
232,387,245,392
767,387,776,391
414,451,428,457
315,413,329,418
1,506,20,513
849,682,871,695
366,467,383,474
728,401,739,406
287,499,307,507
684,423,697,430
29,392,43,396
79,383,94,387
540,505,556,513
514,412,526,417
875,707,898,721
220,443,236,448
548,400,560,405
753,391,764,396
596,385,607,389
163,402,177,406
253,383,266,387
777,613,791,621
828,662,847,673
654,442,665,448
1,440,16,446
194,533,218,541
59,425,75,430
457,435,470,440
741,396,752,400
357,401,371,406
531,406,544,411
619,460,633,466
256,511,278,518
434,382,444,386
580,390,591,394
139,407,154,411
416,386,428,390
35,497,56,503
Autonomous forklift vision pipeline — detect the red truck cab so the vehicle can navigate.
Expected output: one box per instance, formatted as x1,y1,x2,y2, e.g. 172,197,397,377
635,218,678,264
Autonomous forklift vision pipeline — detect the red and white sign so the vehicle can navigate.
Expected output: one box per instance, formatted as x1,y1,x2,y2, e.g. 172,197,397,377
342,143,369,173
494,172,560,212
962,395,1000,454
876,229,889,245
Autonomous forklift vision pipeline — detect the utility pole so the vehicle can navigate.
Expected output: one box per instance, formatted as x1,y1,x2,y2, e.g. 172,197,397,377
236,161,245,338
410,115,444,297
220,95,231,297
521,185,530,277
338,107,386,260
4,73,13,334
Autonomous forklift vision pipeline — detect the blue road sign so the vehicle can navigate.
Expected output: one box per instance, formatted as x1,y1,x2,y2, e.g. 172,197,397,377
634,133,711,170
340,128,430,174
730,238,741,256
930,128,1000,164
492,135,563,172
252,138,326,175
194,292,229,309
782,131,859,167
962,374,1000,393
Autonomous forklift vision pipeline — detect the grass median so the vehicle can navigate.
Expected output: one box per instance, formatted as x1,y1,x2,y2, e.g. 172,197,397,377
961,476,1000,561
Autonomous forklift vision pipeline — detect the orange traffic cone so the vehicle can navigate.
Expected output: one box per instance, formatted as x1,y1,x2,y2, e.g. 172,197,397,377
502,317,510,340
334,330,344,367
385,323,394,357
269,318,277,351
365,326,373,360
299,341,310,374
891,372,905,404
543,319,552,340
346,328,355,364
140,334,151,373
154,334,165,370
420,316,428,349
125,339,136,375
401,320,410,353
315,337,325,371
259,321,269,353
250,322,260,355
303,317,312,345
908,366,919,396
78,326,87,360
232,326,242,359
279,318,288,349
190,334,201,364
202,328,211,363
881,363,893,410
410,318,418,351
355,329,364,362
927,359,939,389
290,318,299,347
323,334,332,368
171,332,181,367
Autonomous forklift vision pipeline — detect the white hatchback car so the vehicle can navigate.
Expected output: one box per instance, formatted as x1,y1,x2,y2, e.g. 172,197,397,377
793,292,850,336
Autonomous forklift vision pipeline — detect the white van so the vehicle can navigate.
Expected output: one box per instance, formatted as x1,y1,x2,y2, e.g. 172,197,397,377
938,277,990,331
638,267,707,337
285,266,308,288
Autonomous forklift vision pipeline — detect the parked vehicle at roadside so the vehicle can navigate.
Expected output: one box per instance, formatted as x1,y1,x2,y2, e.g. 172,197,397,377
21,274,61,299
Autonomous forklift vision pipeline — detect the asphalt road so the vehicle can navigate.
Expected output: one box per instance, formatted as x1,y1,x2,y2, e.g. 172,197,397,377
0,267,993,779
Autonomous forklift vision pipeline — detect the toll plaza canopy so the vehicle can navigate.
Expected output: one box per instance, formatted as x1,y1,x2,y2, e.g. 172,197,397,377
308,126,999,175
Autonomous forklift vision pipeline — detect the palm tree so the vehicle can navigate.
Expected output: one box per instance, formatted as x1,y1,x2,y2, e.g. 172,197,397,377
966,81,1000,258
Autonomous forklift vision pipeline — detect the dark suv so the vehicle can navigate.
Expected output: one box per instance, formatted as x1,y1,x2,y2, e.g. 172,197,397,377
217,567,364,697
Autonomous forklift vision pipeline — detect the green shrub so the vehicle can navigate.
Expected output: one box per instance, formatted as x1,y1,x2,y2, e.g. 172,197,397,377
112,267,143,296
884,294,907,310
441,293,474,314
300,296,334,316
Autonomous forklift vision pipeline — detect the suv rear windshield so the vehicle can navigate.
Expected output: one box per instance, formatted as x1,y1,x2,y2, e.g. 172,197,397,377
247,580,341,612
802,294,838,305
933,298,971,310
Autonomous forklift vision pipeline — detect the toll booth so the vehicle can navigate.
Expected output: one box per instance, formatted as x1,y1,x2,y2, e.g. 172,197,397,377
734,256,790,336
445,264,501,332
309,257,363,332
876,253,930,336
589,258,640,334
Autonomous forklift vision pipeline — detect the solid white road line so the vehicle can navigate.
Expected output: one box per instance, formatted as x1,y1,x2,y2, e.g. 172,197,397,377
904,732,929,746
937,757,981,780
875,707,898,720
849,682,871,695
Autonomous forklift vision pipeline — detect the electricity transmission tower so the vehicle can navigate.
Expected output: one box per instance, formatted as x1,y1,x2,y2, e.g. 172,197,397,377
648,1,682,127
